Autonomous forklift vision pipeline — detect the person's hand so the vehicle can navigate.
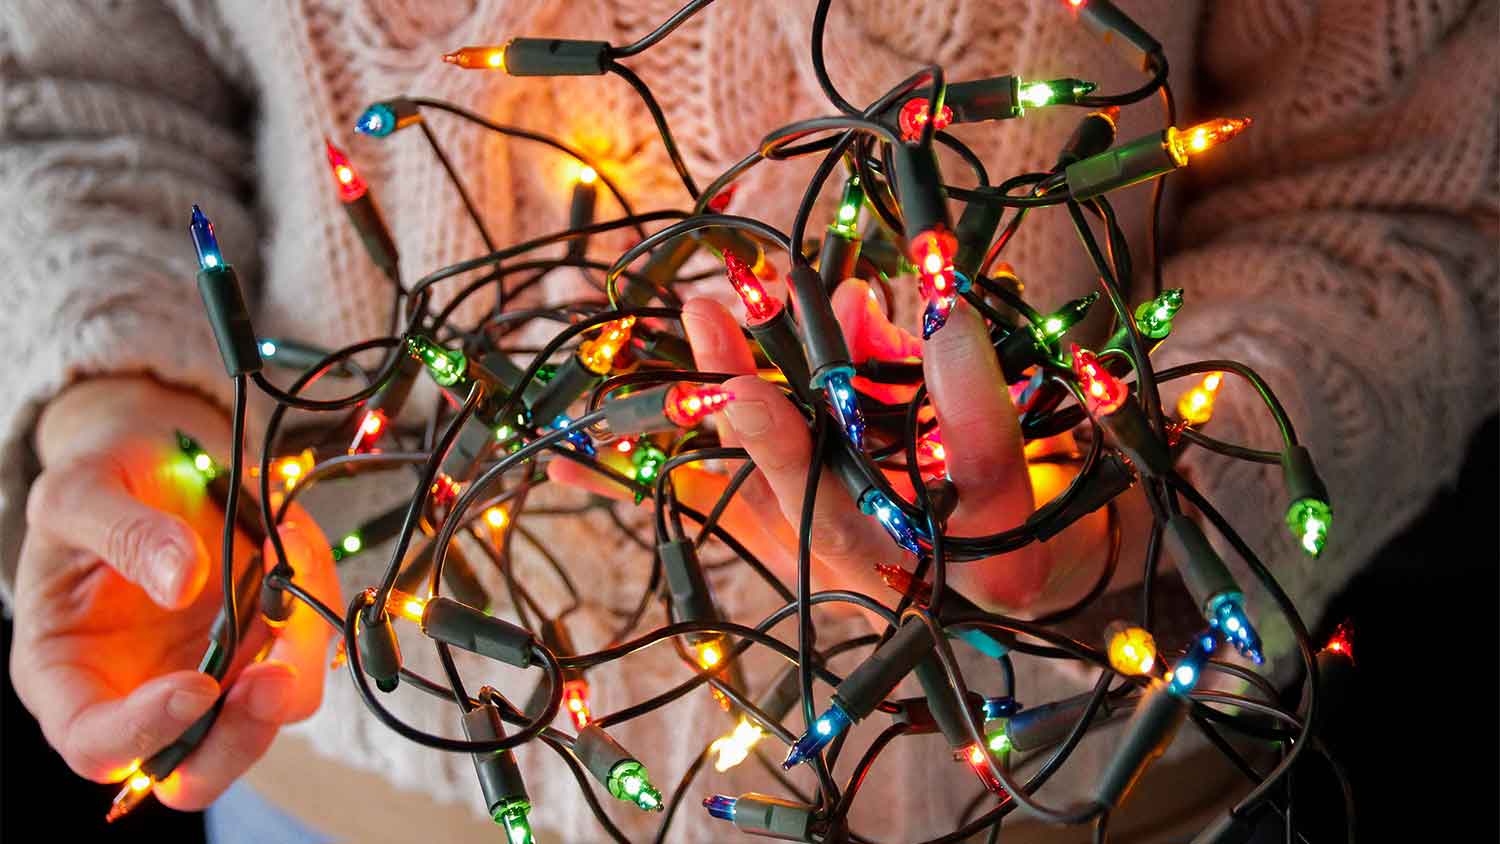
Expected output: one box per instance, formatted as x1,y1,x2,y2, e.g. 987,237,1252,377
10,376,340,810
551,281,1110,620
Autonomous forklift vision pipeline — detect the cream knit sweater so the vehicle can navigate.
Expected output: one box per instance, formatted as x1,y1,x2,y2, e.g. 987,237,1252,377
1,1,1496,841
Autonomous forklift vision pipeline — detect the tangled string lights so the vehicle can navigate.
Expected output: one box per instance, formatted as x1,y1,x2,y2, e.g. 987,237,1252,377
104,2,1358,841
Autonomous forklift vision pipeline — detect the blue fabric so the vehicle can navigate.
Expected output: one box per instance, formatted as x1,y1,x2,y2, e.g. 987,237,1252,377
205,781,332,844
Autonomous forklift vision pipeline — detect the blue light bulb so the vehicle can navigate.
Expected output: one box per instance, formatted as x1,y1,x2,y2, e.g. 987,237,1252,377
783,703,852,769
189,205,224,271
703,795,737,822
1208,594,1263,665
858,489,923,555
356,103,397,137
981,696,1019,720
922,293,958,339
820,368,865,452
1167,628,1220,696
552,414,596,457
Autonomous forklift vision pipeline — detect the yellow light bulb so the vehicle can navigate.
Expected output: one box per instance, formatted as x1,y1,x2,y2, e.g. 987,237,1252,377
710,717,764,772
386,589,427,624
578,165,597,184
1177,372,1224,425
129,772,152,793
697,641,722,668
1105,623,1157,676
578,316,637,374
485,507,510,529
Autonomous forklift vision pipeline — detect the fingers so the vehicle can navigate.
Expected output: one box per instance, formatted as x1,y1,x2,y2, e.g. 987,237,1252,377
719,375,890,572
681,297,759,451
682,298,759,376
9,657,219,782
923,299,1050,605
546,456,639,501
832,279,922,363
26,462,210,609
259,522,338,722
155,660,298,810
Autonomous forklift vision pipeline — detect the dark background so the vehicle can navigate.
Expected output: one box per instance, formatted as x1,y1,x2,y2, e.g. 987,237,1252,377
3,417,1495,842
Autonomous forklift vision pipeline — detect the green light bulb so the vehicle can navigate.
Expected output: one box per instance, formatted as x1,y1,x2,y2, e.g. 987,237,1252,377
174,430,218,480
1033,292,1100,344
987,731,1010,753
606,760,663,812
1134,288,1184,340
1015,77,1097,111
495,801,534,844
830,176,864,237
1286,498,1331,558
406,335,467,386
341,533,363,555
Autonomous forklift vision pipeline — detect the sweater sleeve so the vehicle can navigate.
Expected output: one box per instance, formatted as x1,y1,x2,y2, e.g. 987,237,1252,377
0,0,258,604
1157,0,1498,664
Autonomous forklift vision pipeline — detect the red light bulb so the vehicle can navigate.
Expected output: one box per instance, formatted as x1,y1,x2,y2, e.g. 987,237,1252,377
663,383,734,428
706,184,738,213
1321,623,1354,664
1071,345,1129,416
910,228,958,301
325,139,368,202
723,251,781,324
561,679,591,730
962,743,1002,794
898,98,954,143
431,472,462,506
916,428,947,478
349,409,388,454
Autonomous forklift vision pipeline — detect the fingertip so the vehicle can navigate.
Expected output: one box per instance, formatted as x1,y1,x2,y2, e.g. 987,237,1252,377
157,672,221,722
682,298,757,374
232,661,298,724
681,296,734,325
268,521,313,570
722,374,781,404
831,278,872,316
152,526,211,611
546,458,632,501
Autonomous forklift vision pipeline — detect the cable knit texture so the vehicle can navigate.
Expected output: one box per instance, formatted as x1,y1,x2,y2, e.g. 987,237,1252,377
1,1,1496,841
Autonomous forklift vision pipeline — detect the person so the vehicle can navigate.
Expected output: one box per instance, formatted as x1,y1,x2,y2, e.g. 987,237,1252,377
2,1,1494,842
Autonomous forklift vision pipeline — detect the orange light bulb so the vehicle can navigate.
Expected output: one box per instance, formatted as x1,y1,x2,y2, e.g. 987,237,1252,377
1166,117,1252,166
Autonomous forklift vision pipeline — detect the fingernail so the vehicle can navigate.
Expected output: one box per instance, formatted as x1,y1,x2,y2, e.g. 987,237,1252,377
247,664,297,723
723,399,772,436
152,544,191,603
166,686,219,721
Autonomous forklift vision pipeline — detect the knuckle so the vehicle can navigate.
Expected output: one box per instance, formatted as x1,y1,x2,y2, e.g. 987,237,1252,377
105,514,166,578
24,472,65,529
810,513,861,560
56,719,118,781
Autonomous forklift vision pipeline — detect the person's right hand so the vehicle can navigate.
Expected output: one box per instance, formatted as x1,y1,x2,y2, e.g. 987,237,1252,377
9,375,340,810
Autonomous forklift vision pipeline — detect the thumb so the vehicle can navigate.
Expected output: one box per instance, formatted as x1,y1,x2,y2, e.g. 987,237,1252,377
26,462,210,609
